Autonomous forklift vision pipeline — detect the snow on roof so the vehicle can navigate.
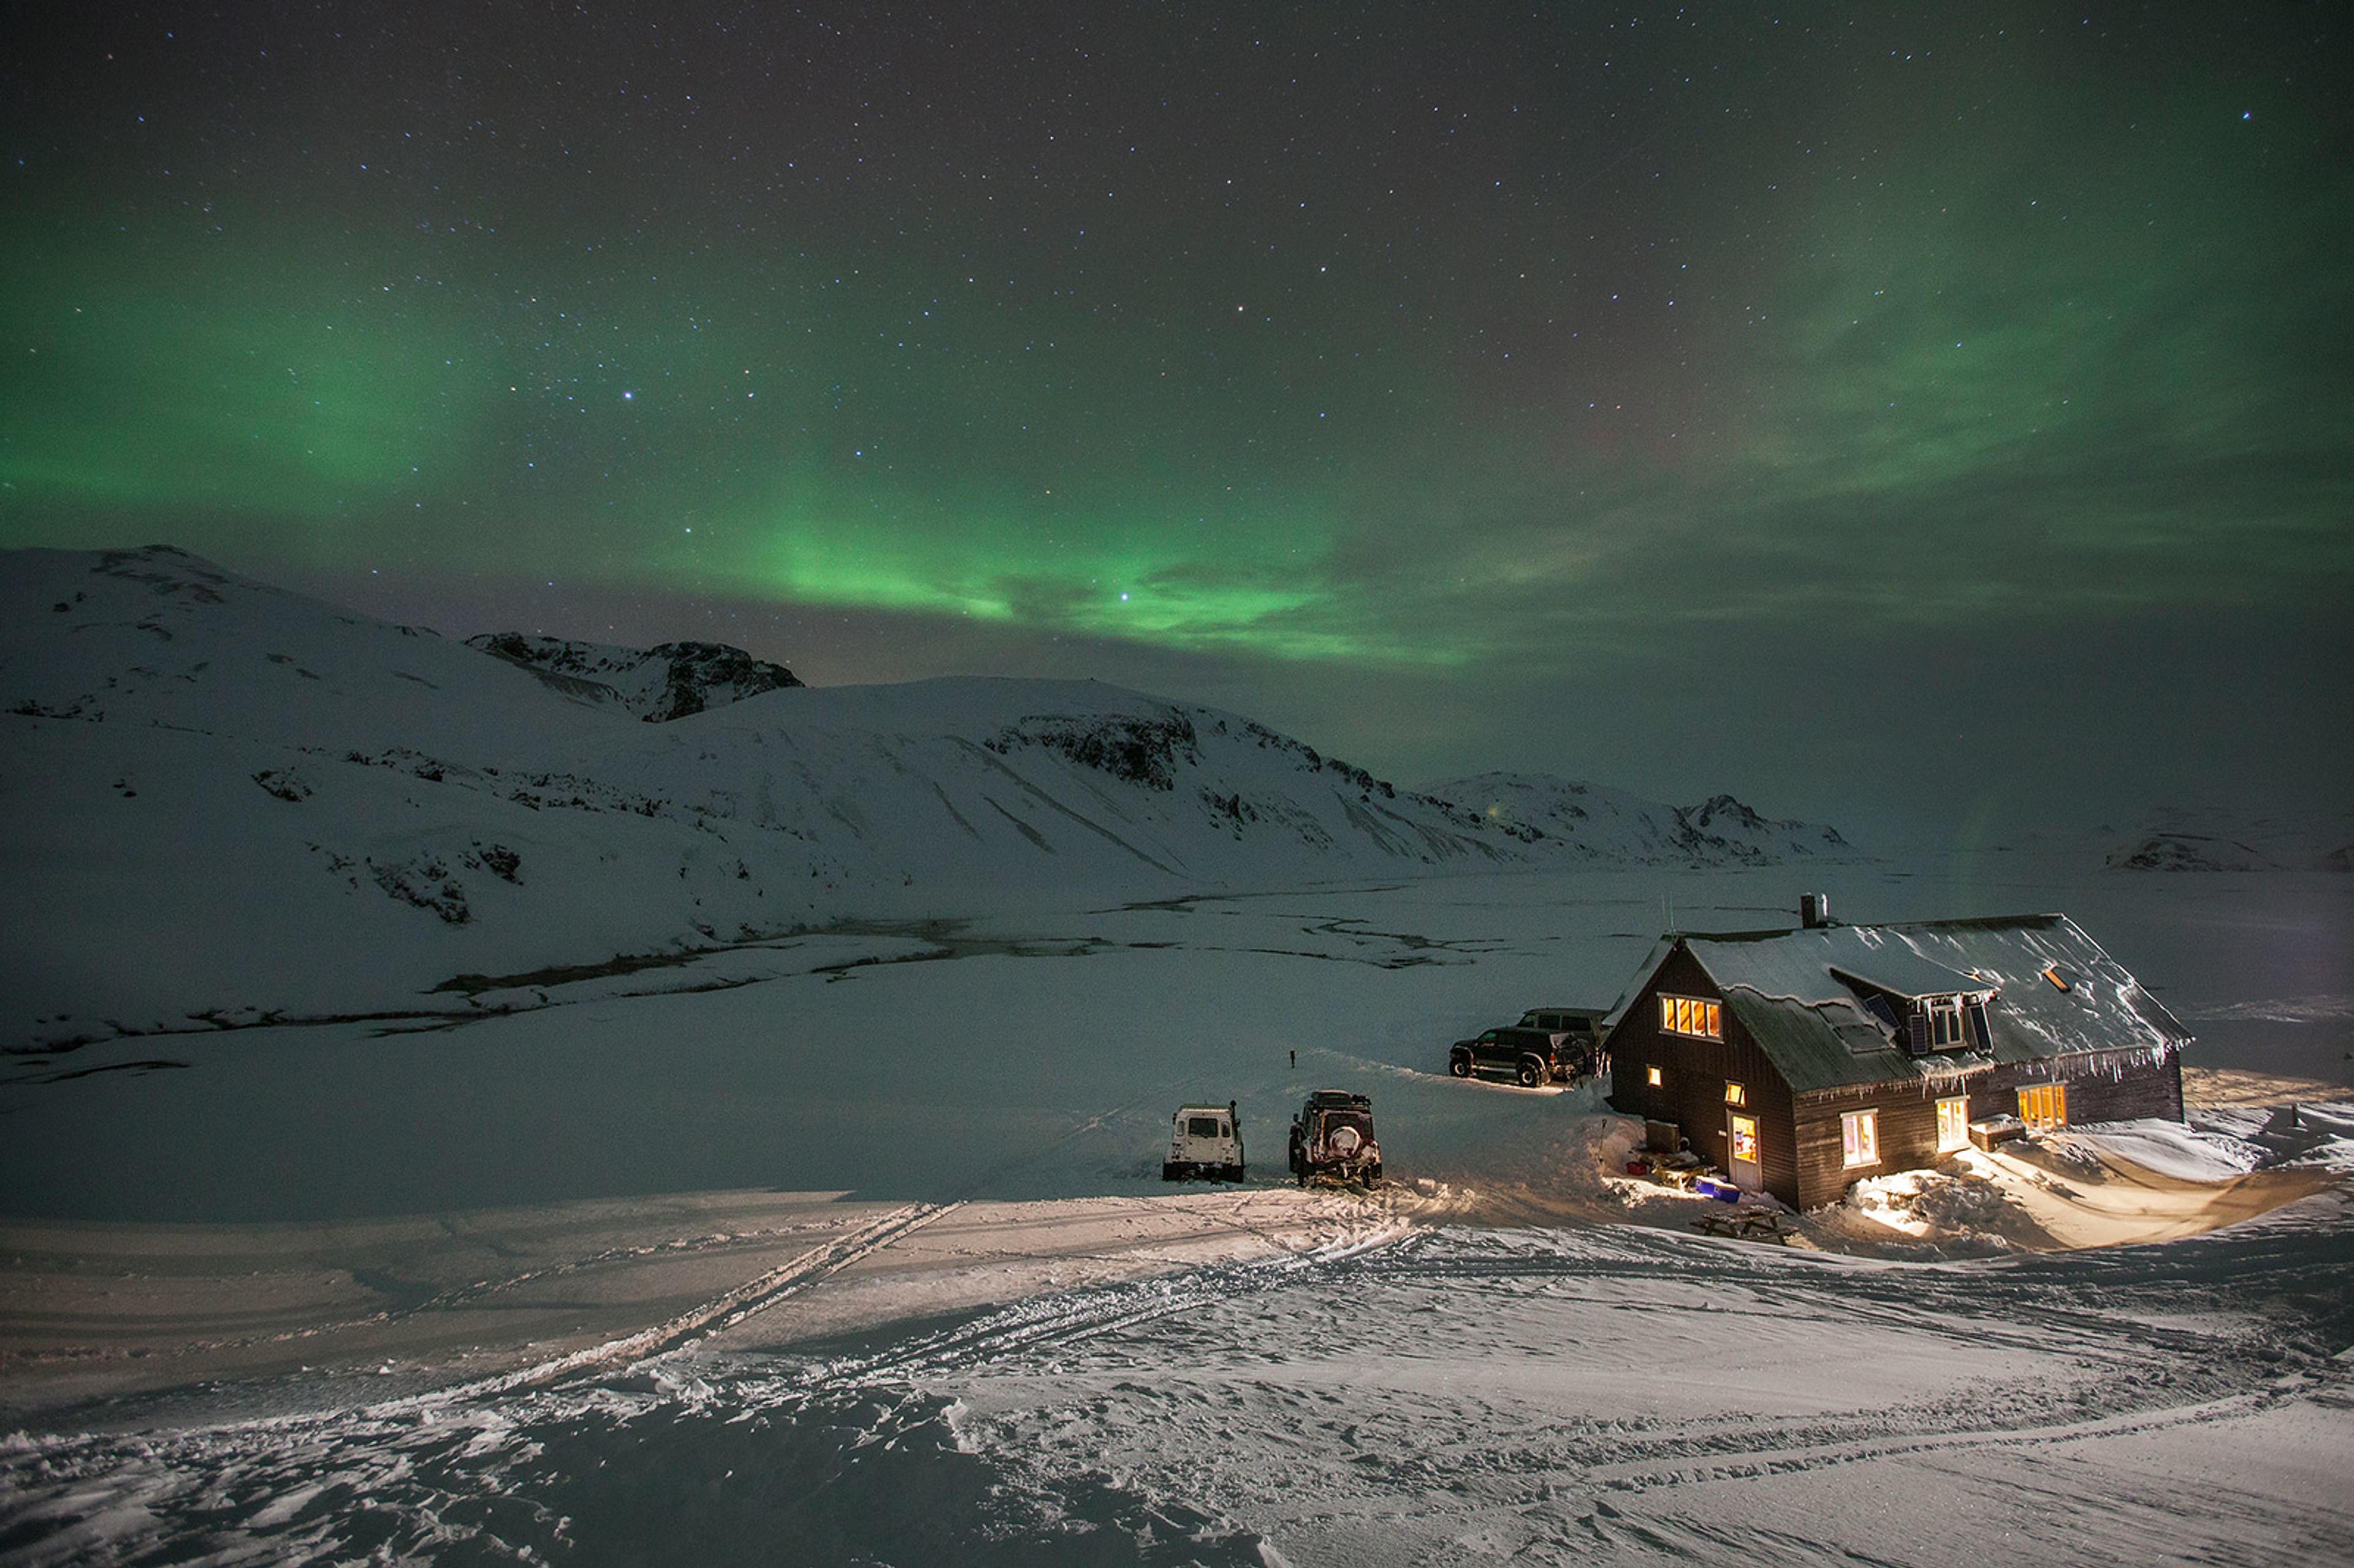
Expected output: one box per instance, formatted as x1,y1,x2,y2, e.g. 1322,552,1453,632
1823,949,1992,1003
1672,914,2190,1095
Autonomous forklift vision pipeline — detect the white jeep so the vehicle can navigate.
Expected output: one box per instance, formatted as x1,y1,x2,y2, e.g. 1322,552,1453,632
1163,1102,1246,1182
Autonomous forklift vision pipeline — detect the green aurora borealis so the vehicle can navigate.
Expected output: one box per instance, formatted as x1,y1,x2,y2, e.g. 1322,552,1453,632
3,4,2348,825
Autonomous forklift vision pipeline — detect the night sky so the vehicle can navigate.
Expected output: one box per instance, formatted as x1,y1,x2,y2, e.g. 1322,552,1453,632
4,4,2348,839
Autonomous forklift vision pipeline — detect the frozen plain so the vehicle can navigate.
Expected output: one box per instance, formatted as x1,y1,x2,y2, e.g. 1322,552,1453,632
4,861,2352,1565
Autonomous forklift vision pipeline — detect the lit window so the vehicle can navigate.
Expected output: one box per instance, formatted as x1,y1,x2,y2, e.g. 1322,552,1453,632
1659,994,1721,1040
1724,1081,1746,1106
1729,1113,1759,1165
1936,1096,1970,1153
2042,966,2071,992
1646,1065,1663,1087
2018,1083,2068,1132
1841,1109,1880,1168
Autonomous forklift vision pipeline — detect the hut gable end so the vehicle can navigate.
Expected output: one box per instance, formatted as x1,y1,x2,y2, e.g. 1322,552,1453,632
1608,942,1800,1198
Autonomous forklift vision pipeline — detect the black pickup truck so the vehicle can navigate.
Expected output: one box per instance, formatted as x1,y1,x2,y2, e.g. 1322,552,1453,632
1447,1008,1609,1087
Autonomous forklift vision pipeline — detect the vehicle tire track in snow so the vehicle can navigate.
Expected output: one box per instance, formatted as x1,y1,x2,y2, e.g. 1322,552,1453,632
389,1200,961,1406
81,1214,878,1369
791,1217,1410,1390
926,1216,2354,1567
1579,1384,2317,1498
9,1214,2345,1567
0,1218,1402,1566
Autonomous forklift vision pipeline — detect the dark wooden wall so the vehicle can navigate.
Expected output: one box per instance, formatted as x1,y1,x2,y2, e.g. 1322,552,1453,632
1607,944,1801,1205
1791,1082,1973,1210
1981,1051,2184,1125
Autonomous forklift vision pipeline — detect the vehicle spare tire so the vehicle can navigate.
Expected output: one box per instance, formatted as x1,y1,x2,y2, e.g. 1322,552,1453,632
1328,1124,1363,1156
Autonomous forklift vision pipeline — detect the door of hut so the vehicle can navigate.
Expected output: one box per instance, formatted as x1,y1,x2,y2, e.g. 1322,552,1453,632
1727,1111,1762,1190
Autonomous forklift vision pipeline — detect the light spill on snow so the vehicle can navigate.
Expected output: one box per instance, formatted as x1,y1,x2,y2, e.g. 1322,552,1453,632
2057,1118,2271,1183
6,1211,2352,1566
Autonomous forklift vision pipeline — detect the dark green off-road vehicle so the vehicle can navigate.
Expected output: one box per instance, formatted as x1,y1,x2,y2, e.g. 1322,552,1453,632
1447,1008,1608,1087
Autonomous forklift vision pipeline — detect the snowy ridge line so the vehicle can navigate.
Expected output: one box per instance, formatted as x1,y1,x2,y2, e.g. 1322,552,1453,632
794,1218,1411,1390
2187,993,2354,1024
6,545,1878,1058
381,1201,961,1410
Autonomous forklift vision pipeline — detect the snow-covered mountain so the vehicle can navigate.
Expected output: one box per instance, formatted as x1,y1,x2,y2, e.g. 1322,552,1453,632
2097,805,2353,873
1420,771,1849,866
0,547,1853,1051
465,631,804,721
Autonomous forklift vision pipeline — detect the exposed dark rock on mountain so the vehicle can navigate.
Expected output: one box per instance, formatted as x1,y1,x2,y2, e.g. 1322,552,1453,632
467,633,804,720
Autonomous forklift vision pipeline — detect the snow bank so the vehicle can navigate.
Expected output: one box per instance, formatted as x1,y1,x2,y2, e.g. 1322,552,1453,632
2196,1101,2354,1172
2057,1117,2269,1182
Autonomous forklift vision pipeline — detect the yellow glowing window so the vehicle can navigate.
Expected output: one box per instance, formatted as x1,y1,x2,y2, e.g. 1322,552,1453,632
2042,966,2071,991
1730,1114,1759,1165
1659,994,1721,1040
1841,1109,1879,1168
1724,1081,1746,1107
1647,1065,1663,1087
1937,1096,1970,1153
2019,1083,2068,1132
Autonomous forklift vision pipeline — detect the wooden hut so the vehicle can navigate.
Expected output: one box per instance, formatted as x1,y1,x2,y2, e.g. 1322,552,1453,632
1606,905,2188,1209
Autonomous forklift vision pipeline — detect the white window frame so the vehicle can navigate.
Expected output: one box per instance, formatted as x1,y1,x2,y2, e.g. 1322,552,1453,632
1921,997,1966,1048
1841,1109,1880,1168
1936,1096,1970,1153
1646,1065,1663,1087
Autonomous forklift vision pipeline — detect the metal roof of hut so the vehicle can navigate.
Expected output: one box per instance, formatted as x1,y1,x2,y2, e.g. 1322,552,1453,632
1618,913,2191,1095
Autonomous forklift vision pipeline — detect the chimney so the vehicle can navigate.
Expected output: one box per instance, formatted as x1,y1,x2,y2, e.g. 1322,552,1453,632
1800,892,1830,929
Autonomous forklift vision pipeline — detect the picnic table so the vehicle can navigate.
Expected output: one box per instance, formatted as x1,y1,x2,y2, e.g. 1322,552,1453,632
1689,1209,1791,1243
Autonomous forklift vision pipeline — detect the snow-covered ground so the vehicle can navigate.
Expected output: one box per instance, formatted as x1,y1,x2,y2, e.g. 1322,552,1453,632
6,1183,2352,1564
4,548,2352,1562
4,864,2352,1564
